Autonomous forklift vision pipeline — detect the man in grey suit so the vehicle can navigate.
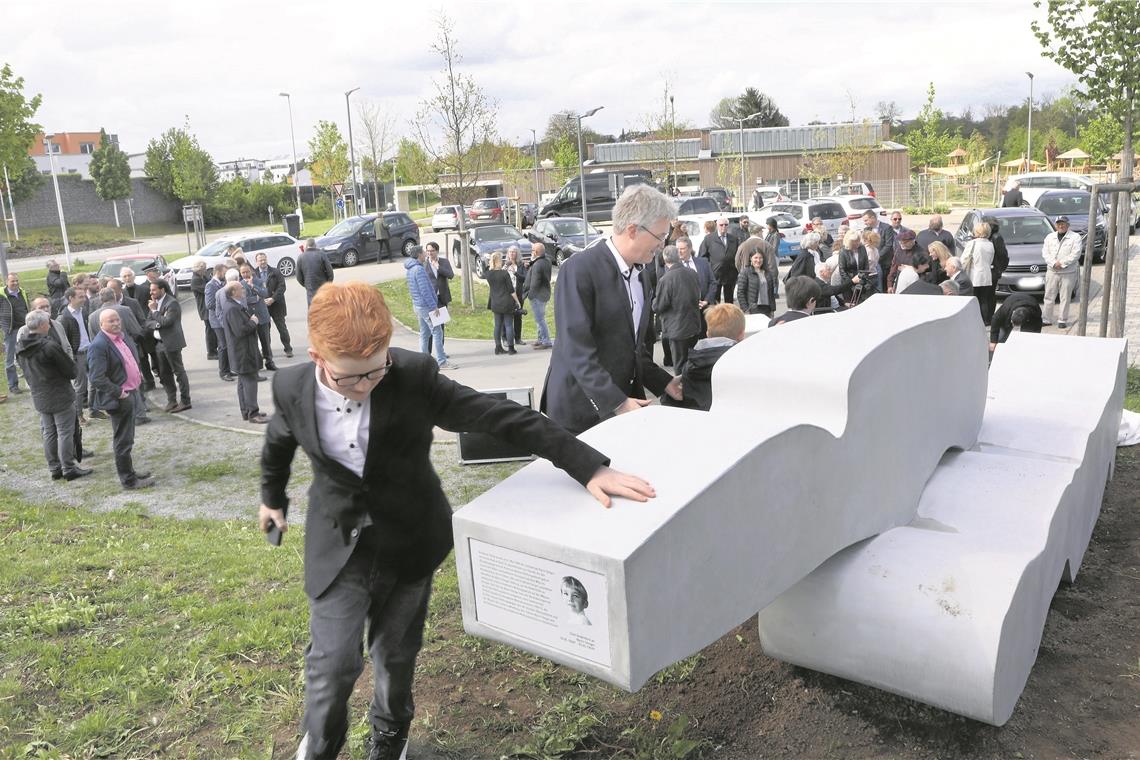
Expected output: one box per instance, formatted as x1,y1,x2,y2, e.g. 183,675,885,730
862,209,896,293
147,279,191,412
541,184,682,434
698,216,739,304
296,238,335,305
221,281,267,423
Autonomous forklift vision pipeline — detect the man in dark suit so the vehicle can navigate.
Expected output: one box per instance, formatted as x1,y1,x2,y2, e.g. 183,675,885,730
698,216,739,304
190,261,217,359
260,281,657,760
146,279,191,413
58,288,91,419
87,309,154,489
677,237,716,307
523,242,553,349
946,256,974,296
255,252,293,358
120,267,159,392
424,242,455,356
989,292,1042,350
652,245,702,374
541,184,682,435
297,238,334,305
1002,180,1024,208
770,275,821,327
916,214,955,255
221,281,267,423
861,209,896,293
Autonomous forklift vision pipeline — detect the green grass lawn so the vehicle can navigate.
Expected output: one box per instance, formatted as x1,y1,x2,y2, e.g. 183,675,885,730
1125,366,1140,411
377,278,558,342
7,223,186,252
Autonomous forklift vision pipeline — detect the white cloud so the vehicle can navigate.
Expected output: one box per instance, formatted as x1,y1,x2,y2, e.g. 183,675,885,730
6,0,1079,162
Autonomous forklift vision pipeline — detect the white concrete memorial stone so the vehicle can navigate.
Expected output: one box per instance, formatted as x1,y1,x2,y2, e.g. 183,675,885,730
453,296,988,691
756,332,1127,725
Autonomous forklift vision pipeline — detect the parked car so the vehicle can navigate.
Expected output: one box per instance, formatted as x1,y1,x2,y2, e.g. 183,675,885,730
751,185,788,209
520,203,539,228
1033,189,1107,262
316,212,420,266
452,224,533,278
830,181,876,198
757,199,847,237
701,187,733,211
954,207,1055,296
468,197,507,225
526,216,603,266
97,254,178,295
431,205,464,232
539,169,654,222
672,196,722,216
829,195,888,231
170,231,301,289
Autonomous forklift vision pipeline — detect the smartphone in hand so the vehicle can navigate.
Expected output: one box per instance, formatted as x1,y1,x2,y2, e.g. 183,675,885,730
266,523,283,547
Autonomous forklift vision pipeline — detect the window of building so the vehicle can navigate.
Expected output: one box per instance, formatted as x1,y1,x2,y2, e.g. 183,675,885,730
80,143,96,154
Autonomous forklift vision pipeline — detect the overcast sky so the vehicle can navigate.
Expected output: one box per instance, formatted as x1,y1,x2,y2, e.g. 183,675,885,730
9,0,1078,163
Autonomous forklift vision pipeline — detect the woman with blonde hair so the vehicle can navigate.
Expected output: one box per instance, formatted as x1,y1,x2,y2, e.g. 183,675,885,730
485,251,521,355
837,229,870,306
960,222,995,323
925,240,951,284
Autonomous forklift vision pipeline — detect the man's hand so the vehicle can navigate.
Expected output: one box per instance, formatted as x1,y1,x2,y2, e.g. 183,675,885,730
148,299,158,311
119,387,129,399
989,341,998,352
853,275,862,284
432,309,440,318
250,315,259,324
585,466,656,509
265,297,274,306
258,504,287,534
615,397,652,415
698,299,708,309
664,376,683,401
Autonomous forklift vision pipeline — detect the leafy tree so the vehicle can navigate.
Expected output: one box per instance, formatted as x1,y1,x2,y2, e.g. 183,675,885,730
541,111,610,149
734,88,788,128
143,128,180,198
550,134,580,185
875,100,903,127
902,83,957,171
1079,113,1125,162
396,137,435,187
88,129,131,226
0,63,44,203
307,120,349,211
708,97,738,130
144,126,216,202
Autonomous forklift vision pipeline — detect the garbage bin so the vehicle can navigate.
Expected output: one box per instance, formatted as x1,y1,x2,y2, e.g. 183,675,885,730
283,213,301,239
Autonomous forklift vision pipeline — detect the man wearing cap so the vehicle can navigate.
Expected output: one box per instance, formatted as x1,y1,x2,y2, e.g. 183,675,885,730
1041,215,1081,329
886,229,919,293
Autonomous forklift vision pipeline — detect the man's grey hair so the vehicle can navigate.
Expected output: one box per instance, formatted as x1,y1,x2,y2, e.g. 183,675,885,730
940,279,961,295
802,232,821,250
662,245,680,266
224,269,241,282
305,238,317,249
531,242,545,256
946,256,962,272
225,281,245,298
99,287,116,304
119,267,134,278
815,261,832,278
612,183,674,233
25,309,50,331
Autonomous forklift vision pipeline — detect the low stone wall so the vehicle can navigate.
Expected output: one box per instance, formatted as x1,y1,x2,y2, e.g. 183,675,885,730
11,176,181,229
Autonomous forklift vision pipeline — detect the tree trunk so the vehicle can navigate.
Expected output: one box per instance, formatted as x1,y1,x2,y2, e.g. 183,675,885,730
1112,93,1134,339
113,199,120,227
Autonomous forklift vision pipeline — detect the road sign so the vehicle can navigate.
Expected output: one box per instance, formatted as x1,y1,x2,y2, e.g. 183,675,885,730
333,183,344,195
335,197,345,209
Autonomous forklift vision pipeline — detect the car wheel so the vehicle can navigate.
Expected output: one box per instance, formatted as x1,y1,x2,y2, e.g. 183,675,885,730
555,249,568,266
474,255,487,279
402,238,416,257
276,256,296,277
342,249,359,267
432,227,440,233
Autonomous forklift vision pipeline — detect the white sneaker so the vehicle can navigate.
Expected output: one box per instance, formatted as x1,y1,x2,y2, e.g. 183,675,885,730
438,361,459,371
294,733,309,760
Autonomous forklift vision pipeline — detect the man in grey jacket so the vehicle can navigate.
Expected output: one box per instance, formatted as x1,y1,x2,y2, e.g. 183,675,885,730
297,238,334,305
524,242,553,349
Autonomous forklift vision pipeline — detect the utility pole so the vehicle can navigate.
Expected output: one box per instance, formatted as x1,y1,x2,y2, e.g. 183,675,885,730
279,92,302,215
345,87,360,215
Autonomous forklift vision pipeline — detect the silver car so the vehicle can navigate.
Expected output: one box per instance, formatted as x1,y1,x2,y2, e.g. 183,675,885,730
431,205,464,233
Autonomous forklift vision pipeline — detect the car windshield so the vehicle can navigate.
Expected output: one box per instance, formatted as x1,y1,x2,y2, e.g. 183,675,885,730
473,199,499,209
476,226,523,242
999,216,1055,244
326,218,365,237
550,220,598,236
435,208,457,217
848,198,879,210
1037,194,1093,216
195,240,231,258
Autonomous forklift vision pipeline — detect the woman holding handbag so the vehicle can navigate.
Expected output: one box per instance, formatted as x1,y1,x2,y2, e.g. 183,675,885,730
960,221,995,324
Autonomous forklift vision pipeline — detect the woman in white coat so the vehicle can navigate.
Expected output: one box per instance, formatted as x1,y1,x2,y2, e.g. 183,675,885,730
961,221,996,324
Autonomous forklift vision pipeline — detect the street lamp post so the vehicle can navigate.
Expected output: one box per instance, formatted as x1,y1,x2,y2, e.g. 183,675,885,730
530,128,540,203
572,106,604,224
345,87,360,214
44,136,72,269
733,111,763,215
670,95,678,193
1026,72,1034,172
278,92,301,217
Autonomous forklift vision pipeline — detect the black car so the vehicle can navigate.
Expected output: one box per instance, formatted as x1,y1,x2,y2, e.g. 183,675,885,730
452,224,533,278
1033,190,1107,262
954,208,1055,296
527,217,604,266
315,212,420,266
671,196,721,215
701,187,733,212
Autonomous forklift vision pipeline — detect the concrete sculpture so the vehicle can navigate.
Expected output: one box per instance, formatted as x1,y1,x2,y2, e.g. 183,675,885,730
453,297,988,691
756,332,1127,725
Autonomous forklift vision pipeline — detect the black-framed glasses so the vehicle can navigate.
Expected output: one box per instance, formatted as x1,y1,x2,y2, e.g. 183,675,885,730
326,354,392,387
638,225,666,246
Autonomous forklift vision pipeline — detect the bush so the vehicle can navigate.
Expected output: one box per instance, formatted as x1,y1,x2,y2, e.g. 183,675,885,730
203,178,295,227
302,201,330,221
902,206,919,215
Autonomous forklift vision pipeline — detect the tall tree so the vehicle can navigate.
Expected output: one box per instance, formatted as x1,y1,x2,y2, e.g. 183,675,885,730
1078,113,1125,163
356,100,397,210
0,63,44,204
708,97,738,129
902,83,957,171
144,125,215,203
307,120,350,212
875,100,903,127
88,129,132,226
542,110,610,147
734,88,788,128
1033,0,1140,336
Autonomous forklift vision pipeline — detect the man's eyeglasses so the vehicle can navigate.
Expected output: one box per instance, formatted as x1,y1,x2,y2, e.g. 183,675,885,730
326,354,393,387
638,225,666,244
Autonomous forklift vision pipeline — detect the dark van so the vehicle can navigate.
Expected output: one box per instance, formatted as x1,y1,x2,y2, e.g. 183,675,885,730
539,170,654,223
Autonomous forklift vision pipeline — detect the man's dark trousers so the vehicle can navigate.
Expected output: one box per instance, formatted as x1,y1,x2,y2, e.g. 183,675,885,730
204,320,218,358
667,336,697,376
302,531,432,759
256,323,274,368
108,394,137,485
269,303,292,354
156,348,191,405
137,335,159,388
236,372,259,418
213,327,231,376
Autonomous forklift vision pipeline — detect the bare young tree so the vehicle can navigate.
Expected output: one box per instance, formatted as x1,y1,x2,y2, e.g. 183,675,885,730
356,100,397,211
